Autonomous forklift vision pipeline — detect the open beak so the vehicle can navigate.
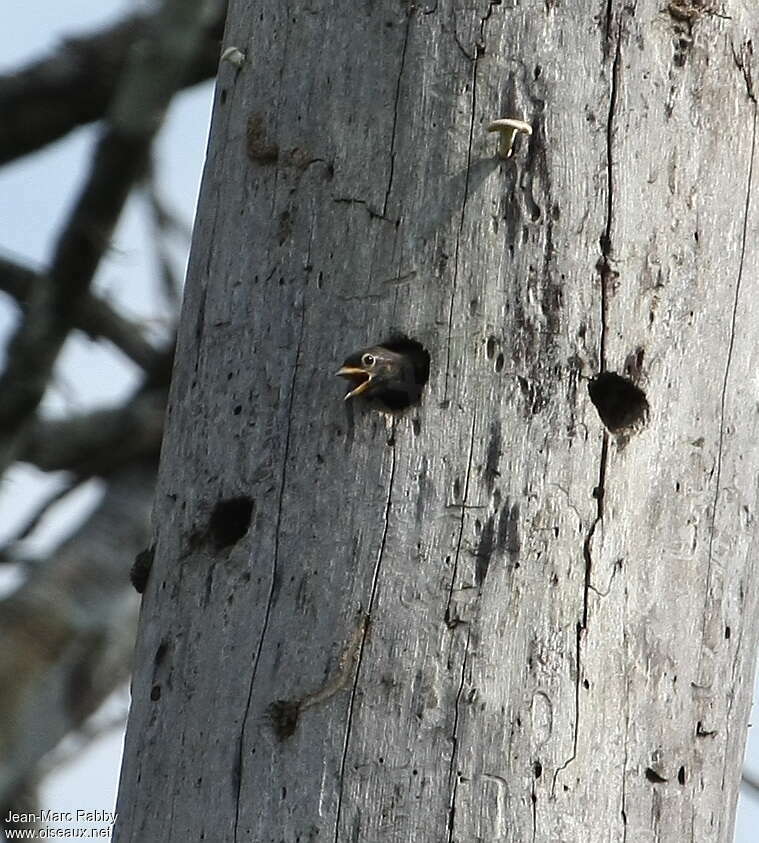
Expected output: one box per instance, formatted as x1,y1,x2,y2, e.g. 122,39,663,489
336,366,373,400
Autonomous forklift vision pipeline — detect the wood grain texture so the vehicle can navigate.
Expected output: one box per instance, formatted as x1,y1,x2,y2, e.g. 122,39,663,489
114,2,759,841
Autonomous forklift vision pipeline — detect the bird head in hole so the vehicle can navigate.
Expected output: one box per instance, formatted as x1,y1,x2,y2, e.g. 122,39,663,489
336,337,430,410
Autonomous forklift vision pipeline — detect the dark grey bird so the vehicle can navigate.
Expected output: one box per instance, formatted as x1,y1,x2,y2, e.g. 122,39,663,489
337,336,430,411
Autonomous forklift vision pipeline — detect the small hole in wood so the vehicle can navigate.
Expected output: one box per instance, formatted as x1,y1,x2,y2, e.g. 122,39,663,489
153,641,169,667
130,546,154,594
268,699,301,740
208,496,254,550
588,372,649,433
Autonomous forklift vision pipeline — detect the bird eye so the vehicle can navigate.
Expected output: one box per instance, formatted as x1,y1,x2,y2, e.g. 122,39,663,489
361,353,376,368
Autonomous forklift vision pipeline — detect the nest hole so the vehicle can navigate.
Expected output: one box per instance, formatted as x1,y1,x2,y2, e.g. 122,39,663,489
588,372,649,433
380,335,430,410
208,496,254,550
339,334,430,412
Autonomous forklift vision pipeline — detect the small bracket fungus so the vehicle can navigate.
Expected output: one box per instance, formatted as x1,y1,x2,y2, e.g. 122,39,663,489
221,46,246,69
487,118,532,159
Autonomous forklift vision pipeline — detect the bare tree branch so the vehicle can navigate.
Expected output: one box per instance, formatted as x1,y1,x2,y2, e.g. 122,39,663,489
19,388,167,476
143,177,187,310
1,775,40,837
0,461,155,808
40,694,129,778
0,255,163,370
0,477,86,558
0,5,226,166
743,770,759,796
0,0,225,470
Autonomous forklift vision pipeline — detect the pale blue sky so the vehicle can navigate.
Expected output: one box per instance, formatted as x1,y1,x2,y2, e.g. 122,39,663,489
0,0,214,831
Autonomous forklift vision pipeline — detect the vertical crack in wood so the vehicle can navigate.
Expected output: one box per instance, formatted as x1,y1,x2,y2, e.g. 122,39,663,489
203,186,221,282
444,0,500,400
266,1,294,223
445,626,472,843
583,434,608,627
598,19,623,373
702,100,757,596
604,0,614,45
166,721,185,841
552,13,623,792
721,617,746,793
701,99,757,798
480,0,503,39
731,40,757,104
620,602,630,840
552,433,608,795
232,302,306,842
444,412,477,841
382,15,412,218
333,423,397,843
192,284,208,375
443,62,478,401
445,411,479,623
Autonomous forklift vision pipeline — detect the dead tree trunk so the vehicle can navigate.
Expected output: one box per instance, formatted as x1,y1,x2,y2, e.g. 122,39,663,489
114,2,759,840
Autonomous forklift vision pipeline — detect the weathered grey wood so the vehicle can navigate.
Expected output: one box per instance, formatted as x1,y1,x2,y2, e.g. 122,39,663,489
114,2,759,841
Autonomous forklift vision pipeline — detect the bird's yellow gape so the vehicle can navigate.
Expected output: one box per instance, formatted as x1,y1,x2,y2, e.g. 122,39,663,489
336,337,431,411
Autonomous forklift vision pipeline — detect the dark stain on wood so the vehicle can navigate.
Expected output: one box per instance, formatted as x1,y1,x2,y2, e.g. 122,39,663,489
486,335,498,359
415,455,428,525
475,515,495,586
624,346,645,382
153,640,170,669
665,1,711,68
246,113,279,164
278,208,292,244
268,699,301,740
130,545,154,593
484,420,502,491
498,501,521,561
517,376,548,416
